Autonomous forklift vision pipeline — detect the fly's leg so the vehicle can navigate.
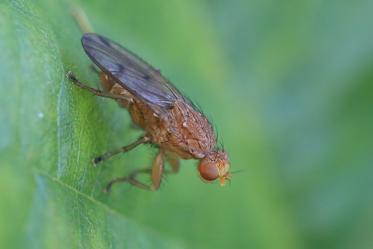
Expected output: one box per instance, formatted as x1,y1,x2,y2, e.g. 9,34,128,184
66,71,129,101
165,153,180,174
150,151,165,190
105,150,165,192
156,154,179,185
93,136,150,165
104,168,152,192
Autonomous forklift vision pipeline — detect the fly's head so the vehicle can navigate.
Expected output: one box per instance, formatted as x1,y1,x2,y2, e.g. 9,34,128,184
198,151,230,186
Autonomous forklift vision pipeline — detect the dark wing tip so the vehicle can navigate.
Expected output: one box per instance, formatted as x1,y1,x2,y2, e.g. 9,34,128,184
81,33,109,51
80,33,115,73
81,33,94,47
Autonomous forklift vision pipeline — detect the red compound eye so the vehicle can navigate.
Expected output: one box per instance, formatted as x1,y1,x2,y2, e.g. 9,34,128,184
198,160,219,181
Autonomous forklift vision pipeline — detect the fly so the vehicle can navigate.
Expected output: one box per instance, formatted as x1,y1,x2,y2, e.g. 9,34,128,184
67,33,230,191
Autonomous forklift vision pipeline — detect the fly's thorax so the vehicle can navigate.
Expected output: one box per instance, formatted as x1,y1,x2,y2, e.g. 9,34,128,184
198,151,230,185
166,101,216,156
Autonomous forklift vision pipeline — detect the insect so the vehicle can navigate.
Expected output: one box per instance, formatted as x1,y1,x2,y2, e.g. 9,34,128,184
67,33,230,191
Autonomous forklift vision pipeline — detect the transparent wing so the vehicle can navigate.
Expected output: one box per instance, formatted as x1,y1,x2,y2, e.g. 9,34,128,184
81,33,187,112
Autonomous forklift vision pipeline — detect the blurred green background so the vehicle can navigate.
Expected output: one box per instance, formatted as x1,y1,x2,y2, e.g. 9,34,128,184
1,0,373,248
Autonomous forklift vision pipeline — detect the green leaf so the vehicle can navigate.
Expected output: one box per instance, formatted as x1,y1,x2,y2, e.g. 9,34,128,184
26,172,182,249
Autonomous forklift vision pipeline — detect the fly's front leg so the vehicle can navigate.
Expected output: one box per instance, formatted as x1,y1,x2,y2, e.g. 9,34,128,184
93,136,150,165
104,150,165,192
66,71,129,101
151,151,165,190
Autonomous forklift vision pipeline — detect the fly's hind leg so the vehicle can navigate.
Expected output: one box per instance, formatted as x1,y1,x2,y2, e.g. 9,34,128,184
105,150,165,192
66,71,129,101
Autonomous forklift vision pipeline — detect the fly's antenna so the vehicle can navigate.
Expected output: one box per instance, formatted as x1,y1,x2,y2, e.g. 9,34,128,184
224,169,245,187
71,5,93,33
